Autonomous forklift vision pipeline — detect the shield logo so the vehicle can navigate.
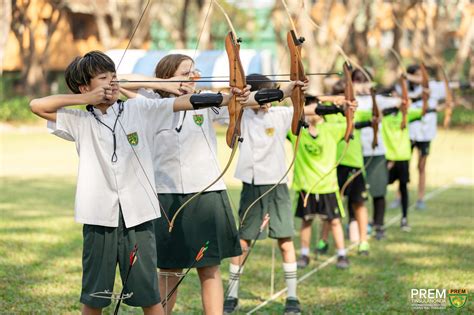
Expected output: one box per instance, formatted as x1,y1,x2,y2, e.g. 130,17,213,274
305,143,322,156
193,114,204,126
265,128,275,136
127,132,139,146
448,289,468,308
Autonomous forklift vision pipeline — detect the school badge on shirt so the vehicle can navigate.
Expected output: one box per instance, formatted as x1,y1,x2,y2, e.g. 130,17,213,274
265,128,275,136
305,143,322,156
193,114,204,126
127,132,139,146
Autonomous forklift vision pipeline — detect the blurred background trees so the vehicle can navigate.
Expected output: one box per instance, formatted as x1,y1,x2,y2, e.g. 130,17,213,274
1,0,473,121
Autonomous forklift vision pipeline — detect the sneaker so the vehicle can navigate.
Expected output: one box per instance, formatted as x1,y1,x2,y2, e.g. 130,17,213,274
374,227,385,240
416,200,426,210
367,223,373,236
296,255,310,269
401,217,411,232
316,239,329,254
389,199,401,209
336,255,350,269
284,297,301,315
223,297,239,314
358,242,370,256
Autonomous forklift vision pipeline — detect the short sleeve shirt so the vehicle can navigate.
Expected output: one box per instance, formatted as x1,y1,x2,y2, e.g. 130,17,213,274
137,89,229,193
47,97,176,228
234,106,293,185
357,95,387,156
332,112,363,168
382,108,422,161
288,123,345,194
409,80,446,142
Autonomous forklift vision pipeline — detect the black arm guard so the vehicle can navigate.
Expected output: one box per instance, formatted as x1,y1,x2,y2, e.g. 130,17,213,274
254,89,284,105
355,121,372,129
382,107,399,116
190,93,223,109
409,108,437,124
315,104,344,116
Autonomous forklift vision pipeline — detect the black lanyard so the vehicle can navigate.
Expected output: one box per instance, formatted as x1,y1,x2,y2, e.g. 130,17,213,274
87,101,124,162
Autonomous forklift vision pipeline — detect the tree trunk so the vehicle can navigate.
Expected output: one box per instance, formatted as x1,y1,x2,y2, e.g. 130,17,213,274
299,0,321,94
0,0,12,78
95,11,113,49
196,0,213,49
180,0,190,46
450,18,473,80
270,2,288,76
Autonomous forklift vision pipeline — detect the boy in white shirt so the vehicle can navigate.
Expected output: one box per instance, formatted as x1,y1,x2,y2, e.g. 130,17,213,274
406,65,446,209
225,74,348,314
29,51,249,314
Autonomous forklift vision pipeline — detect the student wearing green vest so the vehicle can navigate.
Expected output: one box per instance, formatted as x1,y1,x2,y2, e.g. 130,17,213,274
291,97,354,269
324,81,370,255
381,89,430,230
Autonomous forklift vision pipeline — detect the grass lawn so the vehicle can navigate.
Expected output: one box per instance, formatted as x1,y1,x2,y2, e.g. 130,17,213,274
0,125,473,313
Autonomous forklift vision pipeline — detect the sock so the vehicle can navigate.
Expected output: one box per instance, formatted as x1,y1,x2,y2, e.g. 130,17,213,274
228,263,243,298
373,196,386,227
300,247,310,256
400,183,409,218
337,248,346,257
283,262,298,299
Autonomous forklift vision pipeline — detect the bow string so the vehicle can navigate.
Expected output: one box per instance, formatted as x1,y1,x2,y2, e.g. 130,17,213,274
239,0,307,227
168,0,246,232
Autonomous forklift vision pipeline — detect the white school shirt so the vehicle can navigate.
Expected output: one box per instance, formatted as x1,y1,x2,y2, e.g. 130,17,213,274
234,106,292,185
137,89,229,193
47,97,176,228
358,95,401,157
409,80,446,142
357,95,385,157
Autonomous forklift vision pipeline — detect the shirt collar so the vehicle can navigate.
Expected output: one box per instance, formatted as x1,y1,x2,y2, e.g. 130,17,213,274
90,102,120,117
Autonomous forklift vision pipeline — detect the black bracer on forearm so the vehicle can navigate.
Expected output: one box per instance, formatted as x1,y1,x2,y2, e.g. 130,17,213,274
355,121,372,129
254,89,284,105
190,93,224,109
382,107,399,116
315,104,344,116
409,108,438,123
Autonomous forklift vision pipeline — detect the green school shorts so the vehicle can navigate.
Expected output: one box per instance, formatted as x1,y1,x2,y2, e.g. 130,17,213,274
80,211,160,308
364,155,388,198
155,191,242,269
238,183,294,240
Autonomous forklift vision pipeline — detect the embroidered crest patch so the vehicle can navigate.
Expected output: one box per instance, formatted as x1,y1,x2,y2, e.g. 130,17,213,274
127,132,139,146
304,143,322,156
265,128,275,136
193,114,204,126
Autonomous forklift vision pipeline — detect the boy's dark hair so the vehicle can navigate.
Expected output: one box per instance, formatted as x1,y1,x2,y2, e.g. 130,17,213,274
331,79,346,95
407,64,420,75
65,51,116,94
305,95,318,105
352,68,372,83
246,73,276,92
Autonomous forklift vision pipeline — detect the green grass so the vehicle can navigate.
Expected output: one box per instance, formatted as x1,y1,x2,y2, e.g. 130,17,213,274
0,126,473,313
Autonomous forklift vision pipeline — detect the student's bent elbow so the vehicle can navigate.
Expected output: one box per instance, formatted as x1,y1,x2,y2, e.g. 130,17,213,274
29,99,41,115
